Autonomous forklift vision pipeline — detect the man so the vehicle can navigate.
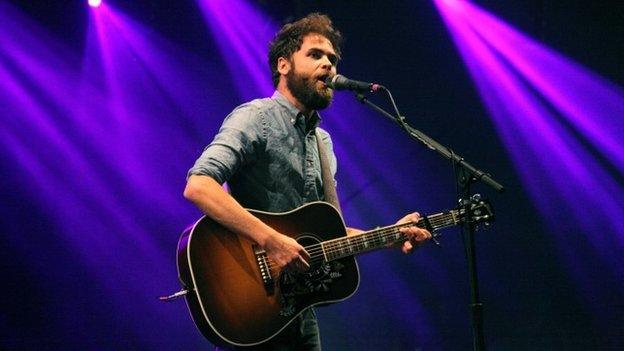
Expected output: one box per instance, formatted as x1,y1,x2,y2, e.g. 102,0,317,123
184,13,431,350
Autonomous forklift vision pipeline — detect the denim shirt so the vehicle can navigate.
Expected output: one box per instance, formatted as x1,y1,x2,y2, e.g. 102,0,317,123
188,91,337,213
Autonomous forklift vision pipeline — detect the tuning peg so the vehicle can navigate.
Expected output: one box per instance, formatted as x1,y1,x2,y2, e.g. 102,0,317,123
458,197,470,206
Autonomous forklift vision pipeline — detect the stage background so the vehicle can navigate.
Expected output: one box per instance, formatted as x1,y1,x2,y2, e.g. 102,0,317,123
2,0,622,350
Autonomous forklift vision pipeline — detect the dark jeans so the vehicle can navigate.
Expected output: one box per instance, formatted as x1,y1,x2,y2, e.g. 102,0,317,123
216,308,320,351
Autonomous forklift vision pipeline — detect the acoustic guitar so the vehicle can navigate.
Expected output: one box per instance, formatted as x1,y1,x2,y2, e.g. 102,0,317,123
176,199,492,347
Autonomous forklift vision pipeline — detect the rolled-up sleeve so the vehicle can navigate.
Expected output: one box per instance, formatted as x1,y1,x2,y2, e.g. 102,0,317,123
317,127,338,178
187,104,266,184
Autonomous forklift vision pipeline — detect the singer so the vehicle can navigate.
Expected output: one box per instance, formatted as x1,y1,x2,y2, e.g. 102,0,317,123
183,13,431,350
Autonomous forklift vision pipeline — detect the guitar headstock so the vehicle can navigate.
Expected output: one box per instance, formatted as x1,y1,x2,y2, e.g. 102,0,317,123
458,194,495,225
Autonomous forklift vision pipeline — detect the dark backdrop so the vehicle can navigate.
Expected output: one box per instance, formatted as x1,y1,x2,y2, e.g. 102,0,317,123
2,1,622,350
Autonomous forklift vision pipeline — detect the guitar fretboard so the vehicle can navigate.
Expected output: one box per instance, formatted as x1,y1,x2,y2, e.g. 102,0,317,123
320,210,459,262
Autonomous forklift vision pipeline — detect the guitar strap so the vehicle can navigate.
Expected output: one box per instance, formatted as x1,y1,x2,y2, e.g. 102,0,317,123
315,128,342,214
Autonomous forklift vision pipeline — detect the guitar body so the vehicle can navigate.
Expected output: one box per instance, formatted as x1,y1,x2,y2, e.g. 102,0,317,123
177,201,360,347
175,197,493,347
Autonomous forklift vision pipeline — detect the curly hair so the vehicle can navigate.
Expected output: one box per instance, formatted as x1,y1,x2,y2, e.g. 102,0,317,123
268,13,343,87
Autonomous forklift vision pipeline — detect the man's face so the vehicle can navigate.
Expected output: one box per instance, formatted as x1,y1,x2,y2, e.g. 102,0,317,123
285,34,338,111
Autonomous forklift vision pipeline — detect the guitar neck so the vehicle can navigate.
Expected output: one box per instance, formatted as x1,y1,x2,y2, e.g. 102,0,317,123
320,210,460,262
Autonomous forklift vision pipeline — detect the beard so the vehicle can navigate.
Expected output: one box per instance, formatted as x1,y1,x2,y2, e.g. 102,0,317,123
285,63,333,111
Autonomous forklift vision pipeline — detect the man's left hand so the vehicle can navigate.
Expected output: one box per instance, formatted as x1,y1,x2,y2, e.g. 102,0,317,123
397,212,432,254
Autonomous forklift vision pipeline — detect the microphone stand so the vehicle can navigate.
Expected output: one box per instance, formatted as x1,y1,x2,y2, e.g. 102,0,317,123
354,90,504,351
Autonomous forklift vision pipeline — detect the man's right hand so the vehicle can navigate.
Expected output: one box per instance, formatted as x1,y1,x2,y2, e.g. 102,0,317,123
263,233,310,272
184,176,311,272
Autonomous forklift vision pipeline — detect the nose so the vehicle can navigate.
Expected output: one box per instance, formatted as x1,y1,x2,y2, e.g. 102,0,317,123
320,55,332,70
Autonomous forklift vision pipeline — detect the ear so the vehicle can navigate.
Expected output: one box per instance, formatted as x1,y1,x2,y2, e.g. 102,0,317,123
277,57,291,75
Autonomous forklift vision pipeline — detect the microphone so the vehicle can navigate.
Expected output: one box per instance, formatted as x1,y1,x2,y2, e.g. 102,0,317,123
324,74,383,92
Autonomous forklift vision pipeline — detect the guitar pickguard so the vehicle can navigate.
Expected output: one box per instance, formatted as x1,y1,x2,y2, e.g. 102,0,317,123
277,234,346,316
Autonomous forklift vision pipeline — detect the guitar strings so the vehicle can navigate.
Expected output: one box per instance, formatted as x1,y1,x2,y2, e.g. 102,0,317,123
307,212,454,256
262,213,456,268
316,212,454,253
264,227,411,270
264,227,405,270
263,213,455,268
263,213,457,270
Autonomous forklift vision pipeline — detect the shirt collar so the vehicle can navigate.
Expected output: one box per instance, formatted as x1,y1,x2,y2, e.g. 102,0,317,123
272,90,322,129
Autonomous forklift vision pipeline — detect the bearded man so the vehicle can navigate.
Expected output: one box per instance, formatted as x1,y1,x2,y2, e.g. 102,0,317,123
184,13,431,350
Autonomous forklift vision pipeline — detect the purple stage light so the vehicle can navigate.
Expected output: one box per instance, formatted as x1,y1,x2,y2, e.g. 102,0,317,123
434,0,624,334
457,1,624,171
195,0,277,100
0,1,236,348
441,0,462,7
88,0,102,8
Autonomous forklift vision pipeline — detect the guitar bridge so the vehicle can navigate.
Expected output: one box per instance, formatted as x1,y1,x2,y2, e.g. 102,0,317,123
253,245,274,295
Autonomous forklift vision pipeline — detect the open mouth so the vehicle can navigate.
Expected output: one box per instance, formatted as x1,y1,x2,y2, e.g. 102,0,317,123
317,75,331,88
